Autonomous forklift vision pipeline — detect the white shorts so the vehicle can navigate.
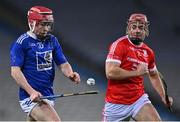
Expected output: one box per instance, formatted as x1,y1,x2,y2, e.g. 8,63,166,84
19,98,54,116
102,94,151,122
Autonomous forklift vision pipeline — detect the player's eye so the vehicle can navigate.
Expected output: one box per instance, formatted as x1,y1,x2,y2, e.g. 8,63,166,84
138,26,144,30
131,25,137,29
138,25,145,30
40,22,53,26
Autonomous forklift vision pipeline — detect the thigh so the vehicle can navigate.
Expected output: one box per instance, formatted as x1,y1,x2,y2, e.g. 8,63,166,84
30,100,60,121
133,103,161,121
27,115,36,122
102,102,132,122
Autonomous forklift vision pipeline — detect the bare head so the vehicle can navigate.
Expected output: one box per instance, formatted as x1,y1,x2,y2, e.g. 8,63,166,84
126,13,149,45
27,6,54,40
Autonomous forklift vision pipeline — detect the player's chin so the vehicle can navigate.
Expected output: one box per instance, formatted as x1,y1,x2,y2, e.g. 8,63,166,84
40,33,48,37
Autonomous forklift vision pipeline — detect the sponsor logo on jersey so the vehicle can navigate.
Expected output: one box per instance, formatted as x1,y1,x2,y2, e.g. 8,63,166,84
36,50,53,71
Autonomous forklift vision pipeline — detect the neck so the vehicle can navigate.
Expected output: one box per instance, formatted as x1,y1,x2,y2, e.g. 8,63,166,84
37,34,51,41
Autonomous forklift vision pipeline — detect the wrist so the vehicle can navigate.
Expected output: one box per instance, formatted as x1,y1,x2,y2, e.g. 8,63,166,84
160,93,166,100
134,71,139,77
27,87,36,95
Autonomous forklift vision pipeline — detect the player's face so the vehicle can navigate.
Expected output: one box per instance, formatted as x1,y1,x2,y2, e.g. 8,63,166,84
128,21,146,41
33,21,53,39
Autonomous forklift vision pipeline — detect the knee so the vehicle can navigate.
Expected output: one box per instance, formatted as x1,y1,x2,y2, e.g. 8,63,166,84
30,101,61,121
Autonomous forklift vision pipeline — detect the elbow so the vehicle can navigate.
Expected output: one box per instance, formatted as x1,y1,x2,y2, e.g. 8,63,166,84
11,67,20,79
11,69,16,78
106,71,114,79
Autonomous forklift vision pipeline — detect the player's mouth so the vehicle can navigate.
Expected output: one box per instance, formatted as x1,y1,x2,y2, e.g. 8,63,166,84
40,32,48,36
132,34,142,38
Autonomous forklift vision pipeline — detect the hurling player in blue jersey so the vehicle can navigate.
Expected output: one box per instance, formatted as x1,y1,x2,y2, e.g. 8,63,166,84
10,6,80,121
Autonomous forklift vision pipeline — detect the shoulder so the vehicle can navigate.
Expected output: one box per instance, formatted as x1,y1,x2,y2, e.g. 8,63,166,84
48,34,59,44
49,34,55,39
114,35,128,45
11,33,30,50
47,34,56,41
143,43,154,53
15,33,30,45
142,43,155,58
110,35,128,49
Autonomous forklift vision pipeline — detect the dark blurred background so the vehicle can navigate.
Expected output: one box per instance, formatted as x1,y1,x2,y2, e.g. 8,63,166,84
0,0,180,121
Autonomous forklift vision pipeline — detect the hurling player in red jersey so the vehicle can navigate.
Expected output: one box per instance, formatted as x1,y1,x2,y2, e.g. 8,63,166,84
102,13,173,121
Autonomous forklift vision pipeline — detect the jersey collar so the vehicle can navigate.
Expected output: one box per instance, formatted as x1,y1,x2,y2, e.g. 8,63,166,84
27,31,37,39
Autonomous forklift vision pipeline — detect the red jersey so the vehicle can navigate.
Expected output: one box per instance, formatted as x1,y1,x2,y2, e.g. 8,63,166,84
105,35,157,104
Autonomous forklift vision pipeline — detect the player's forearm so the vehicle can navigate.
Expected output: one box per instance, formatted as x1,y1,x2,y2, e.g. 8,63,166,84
149,72,166,99
59,62,74,77
152,80,165,99
11,67,35,95
106,66,137,80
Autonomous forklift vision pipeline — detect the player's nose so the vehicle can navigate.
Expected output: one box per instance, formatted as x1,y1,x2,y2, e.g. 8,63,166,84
43,25,51,31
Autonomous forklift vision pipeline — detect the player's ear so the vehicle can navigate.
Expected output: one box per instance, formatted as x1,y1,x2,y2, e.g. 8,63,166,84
126,25,130,35
145,25,149,37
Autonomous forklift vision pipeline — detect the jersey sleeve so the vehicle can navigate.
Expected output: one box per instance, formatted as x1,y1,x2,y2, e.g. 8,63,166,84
106,41,125,64
53,37,67,65
148,50,157,72
10,41,25,67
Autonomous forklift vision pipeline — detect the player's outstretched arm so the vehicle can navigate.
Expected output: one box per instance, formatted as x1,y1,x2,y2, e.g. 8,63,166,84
58,62,80,84
148,70,173,107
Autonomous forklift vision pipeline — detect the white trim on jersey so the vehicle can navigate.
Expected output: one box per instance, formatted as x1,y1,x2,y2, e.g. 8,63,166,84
106,59,121,64
16,34,29,44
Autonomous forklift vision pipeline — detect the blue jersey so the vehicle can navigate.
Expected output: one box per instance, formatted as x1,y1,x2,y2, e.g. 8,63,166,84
10,32,67,100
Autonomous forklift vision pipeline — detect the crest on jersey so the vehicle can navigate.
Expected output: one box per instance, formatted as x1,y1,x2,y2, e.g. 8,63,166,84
142,50,148,57
37,42,44,49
